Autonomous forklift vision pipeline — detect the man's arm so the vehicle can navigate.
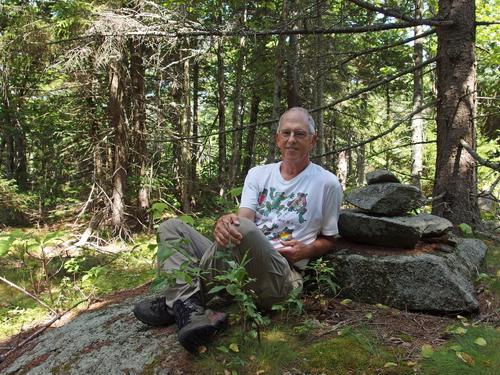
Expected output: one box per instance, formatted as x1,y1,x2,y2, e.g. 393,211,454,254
213,208,255,247
278,235,336,264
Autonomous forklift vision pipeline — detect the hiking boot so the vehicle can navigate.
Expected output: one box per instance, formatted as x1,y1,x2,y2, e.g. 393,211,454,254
133,296,175,326
172,295,228,353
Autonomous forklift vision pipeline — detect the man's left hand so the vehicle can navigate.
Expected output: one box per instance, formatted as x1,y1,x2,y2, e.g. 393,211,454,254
278,239,311,263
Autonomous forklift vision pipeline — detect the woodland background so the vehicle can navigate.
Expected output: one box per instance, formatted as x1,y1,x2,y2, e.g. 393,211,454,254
0,0,498,237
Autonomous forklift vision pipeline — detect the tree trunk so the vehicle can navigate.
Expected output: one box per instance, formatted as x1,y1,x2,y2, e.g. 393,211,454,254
180,54,192,213
356,144,365,186
129,37,149,223
109,59,128,234
241,93,260,176
313,0,326,165
217,34,226,189
230,30,246,186
268,0,288,163
286,33,300,108
191,61,199,203
337,150,348,190
410,0,425,189
432,0,481,229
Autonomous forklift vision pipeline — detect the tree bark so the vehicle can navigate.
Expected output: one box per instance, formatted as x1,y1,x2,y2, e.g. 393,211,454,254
241,93,260,176
191,61,199,202
217,34,226,189
410,0,425,189
180,53,192,213
432,0,481,229
129,37,149,223
313,0,326,165
108,58,128,234
230,28,247,186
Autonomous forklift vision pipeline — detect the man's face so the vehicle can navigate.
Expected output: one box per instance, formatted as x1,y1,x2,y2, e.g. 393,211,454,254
275,110,317,163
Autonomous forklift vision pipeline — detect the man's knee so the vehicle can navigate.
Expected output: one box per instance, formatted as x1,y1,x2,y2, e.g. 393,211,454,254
158,218,184,237
235,217,260,239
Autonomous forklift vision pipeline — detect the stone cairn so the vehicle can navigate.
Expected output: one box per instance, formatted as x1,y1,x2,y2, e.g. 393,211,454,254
327,169,487,313
339,169,456,250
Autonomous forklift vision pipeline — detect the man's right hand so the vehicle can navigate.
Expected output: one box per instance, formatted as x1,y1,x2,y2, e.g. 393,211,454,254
214,213,243,247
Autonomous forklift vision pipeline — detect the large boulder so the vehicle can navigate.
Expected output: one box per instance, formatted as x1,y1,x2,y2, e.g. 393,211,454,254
338,210,454,248
346,183,426,216
366,169,400,184
327,238,487,313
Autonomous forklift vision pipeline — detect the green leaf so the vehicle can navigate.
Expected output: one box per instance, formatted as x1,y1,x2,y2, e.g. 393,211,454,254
225,284,240,296
208,285,226,294
178,215,194,226
217,345,229,353
229,343,239,352
474,337,487,346
421,344,434,358
458,223,473,235
449,327,468,335
383,362,397,368
450,345,463,352
228,186,243,198
364,312,373,320
340,298,352,305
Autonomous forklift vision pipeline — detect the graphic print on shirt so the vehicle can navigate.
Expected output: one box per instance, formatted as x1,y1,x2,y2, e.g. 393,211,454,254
255,187,308,243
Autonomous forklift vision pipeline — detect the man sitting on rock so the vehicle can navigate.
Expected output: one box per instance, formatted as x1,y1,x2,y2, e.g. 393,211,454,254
133,107,343,352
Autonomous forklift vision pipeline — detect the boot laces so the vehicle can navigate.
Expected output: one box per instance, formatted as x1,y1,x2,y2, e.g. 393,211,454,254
173,295,204,327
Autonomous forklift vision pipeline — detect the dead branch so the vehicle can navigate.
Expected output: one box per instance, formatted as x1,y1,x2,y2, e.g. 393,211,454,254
51,22,424,45
310,58,437,113
0,298,89,364
460,139,500,172
0,276,56,314
312,101,436,159
347,0,454,27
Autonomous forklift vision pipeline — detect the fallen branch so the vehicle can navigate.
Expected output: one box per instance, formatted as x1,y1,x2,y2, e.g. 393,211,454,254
0,277,56,314
0,298,89,364
460,139,500,172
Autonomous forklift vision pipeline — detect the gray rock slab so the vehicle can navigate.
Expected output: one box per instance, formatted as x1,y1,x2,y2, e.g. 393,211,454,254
346,183,426,216
366,169,400,184
327,238,487,313
339,210,422,248
1,294,184,375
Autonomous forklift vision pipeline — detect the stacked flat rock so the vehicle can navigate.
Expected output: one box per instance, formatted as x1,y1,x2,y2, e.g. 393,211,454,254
339,169,455,249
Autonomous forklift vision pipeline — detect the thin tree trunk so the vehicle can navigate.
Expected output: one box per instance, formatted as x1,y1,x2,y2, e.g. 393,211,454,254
410,0,424,189
129,37,149,222
356,144,365,186
432,0,481,229
268,0,288,163
109,59,127,234
230,24,247,186
313,0,325,165
181,53,192,213
241,93,260,176
337,150,348,190
217,31,226,189
191,61,199,203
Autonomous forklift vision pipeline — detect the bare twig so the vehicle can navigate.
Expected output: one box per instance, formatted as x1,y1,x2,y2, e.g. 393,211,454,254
312,101,436,159
460,139,500,172
347,0,454,26
0,276,56,314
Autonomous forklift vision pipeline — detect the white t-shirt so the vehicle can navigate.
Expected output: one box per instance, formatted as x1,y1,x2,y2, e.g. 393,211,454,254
240,162,343,269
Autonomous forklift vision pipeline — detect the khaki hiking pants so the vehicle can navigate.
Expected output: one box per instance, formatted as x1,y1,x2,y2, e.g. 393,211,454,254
157,217,303,310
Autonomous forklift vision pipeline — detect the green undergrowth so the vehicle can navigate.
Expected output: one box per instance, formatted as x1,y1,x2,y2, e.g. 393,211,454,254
480,241,500,294
193,321,411,375
0,229,158,340
420,326,500,375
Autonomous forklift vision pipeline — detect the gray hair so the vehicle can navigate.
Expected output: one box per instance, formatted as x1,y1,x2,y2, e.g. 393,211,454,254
277,107,316,134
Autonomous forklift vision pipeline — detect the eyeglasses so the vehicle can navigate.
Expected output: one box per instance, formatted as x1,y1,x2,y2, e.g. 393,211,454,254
278,129,310,140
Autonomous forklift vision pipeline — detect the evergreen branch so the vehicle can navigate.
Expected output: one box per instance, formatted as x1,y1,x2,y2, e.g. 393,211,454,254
460,139,500,172
312,101,436,159
368,140,437,158
347,0,454,26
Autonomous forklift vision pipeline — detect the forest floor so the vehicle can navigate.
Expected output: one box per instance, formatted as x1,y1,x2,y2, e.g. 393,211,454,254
0,235,498,374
